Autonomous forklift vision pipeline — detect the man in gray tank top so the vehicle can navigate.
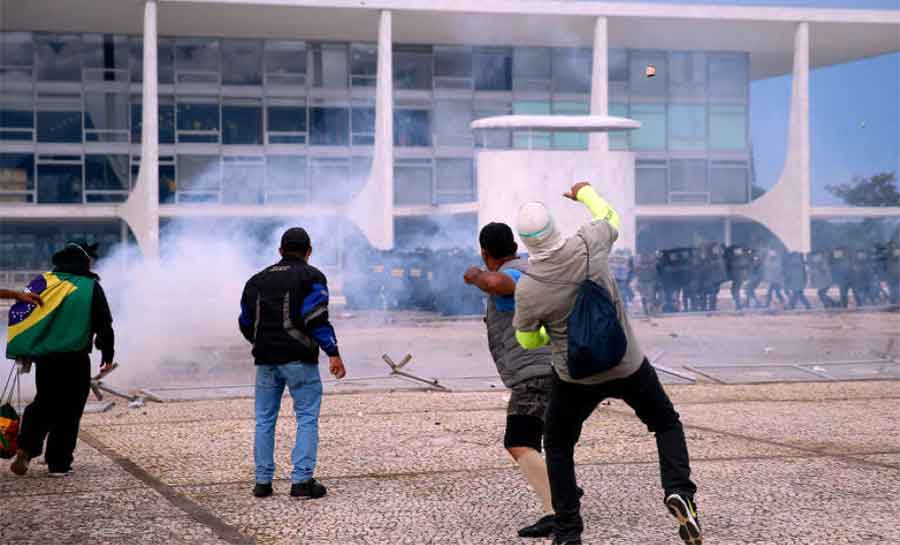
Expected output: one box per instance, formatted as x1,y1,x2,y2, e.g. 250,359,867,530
463,222,557,539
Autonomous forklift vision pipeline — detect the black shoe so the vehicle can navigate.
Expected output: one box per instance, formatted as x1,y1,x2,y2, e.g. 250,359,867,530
290,478,327,499
665,493,702,545
518,514,554,538
253,482,273,498
550,536,582,545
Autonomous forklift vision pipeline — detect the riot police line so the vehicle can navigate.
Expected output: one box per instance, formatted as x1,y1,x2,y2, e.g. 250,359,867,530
342,242,900,316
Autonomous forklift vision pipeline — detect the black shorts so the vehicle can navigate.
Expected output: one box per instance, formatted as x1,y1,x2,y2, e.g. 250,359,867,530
503,375,552,451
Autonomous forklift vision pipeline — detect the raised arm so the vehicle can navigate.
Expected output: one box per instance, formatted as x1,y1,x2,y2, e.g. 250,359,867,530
568,183,620,230
463,267,516,296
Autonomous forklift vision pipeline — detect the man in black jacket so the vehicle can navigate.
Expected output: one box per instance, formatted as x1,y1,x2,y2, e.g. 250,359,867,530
11,240,115,477
239,227,346,499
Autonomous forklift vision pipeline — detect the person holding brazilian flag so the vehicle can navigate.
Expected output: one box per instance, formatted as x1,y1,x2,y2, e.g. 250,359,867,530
7,239,115,477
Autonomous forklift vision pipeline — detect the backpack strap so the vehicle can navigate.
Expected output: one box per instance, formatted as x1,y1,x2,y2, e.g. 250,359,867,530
578,234,590,280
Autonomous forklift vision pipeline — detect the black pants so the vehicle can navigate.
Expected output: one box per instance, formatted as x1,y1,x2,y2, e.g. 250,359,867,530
18,353,91,472
787,289,811,310
543,360,696,540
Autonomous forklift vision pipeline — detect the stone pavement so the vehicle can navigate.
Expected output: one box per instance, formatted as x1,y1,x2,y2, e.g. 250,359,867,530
2,380,899,545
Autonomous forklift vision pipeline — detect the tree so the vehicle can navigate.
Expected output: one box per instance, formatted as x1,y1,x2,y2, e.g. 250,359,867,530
826,172,900,207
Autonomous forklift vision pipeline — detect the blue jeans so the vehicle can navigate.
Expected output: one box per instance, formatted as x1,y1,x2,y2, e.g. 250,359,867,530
254,362,323,484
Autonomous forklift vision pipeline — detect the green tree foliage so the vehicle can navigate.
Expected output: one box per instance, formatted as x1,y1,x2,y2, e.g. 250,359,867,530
826,172,900,207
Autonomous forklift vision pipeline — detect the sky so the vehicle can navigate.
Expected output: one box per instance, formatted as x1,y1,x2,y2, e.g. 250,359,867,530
599,0,899,8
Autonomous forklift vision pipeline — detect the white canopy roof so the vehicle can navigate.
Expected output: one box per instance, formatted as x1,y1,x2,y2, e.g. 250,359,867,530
471,115,641,132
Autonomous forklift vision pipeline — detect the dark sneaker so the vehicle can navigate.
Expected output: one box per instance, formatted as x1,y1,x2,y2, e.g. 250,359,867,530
665,493,702,545
10,449,30,476
290,478,327,499
550,536,582,545
518,514,554,538
253,482,273,498
47,469,72,478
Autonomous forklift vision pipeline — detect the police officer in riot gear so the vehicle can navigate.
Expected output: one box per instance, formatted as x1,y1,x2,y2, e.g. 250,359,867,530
807,251,837,309
829,247,852,308
726,245,753,311
783,251,811,310
761,247,786,309
635,250,661,315
610,248,635,312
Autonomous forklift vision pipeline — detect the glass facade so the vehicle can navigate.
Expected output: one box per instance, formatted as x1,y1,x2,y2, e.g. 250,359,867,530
0,32,750,208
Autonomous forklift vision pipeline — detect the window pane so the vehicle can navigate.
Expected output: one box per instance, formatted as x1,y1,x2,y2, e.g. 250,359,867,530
1,33,34,83
309,158,352,203
433,100,472,147
394,160,433,205
350,43,377,87
84,92,129,142
0,154,35,193
37,163,82,203
130,37,174,83
629,51,667,98
160,164,176,204
82,34,129,82
267,101,307,144
553,101,589,149
222,160,265,203
635,161,667,205
131,97,175,144
670,159,708,202
668,104,706,151
513,101,551,149
37,93,82,143
351,107,375,146
35,34,81,81
710,162,749,204
393,46,432,90
266,155,308,202
310,107,349,146
630,103,666,150
177,98,219,143
222,100,262,145
175,38,220,82
312,43,348,88
436,158,474,204
394,109,431,147
85,154,129,191
709,104,747,151
0,91,34,140
177,155,220,192
669,52,706,99
552,48,591,94
609,49,628,83
474,101,511,148
265,40,306,84
434,46,472,90
709,53,748,100
513,47,551,92
473,48,511,91
609,102,628,150
221,40,262,85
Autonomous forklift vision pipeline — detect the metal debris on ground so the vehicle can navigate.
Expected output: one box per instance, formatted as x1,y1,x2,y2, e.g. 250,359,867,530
382,353,450,391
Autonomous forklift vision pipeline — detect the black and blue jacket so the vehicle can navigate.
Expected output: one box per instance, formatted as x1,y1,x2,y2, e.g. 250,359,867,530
239,256,339,365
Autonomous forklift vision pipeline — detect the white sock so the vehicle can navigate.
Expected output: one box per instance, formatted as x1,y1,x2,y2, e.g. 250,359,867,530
517,449,553,515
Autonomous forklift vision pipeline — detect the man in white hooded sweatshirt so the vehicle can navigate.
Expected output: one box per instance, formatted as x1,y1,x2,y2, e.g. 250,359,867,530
513,182,701,545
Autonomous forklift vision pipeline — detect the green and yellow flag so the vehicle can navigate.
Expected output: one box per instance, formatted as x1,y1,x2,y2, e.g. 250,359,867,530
6,272,95,359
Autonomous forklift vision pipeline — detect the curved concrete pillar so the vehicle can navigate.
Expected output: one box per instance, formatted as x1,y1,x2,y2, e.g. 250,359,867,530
119,0,160,258
348,10,394,250
743,22,811,252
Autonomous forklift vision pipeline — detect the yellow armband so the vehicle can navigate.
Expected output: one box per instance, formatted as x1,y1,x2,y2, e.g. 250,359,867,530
576,186,620,230
515,326,551,350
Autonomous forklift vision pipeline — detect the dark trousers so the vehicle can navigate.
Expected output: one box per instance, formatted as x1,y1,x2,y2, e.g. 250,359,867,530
18,353,91,472
544,360,697,540
817,288,837,308
788,289,812,310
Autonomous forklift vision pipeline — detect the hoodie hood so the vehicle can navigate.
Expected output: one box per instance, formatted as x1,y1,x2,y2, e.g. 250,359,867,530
517,202,566,262
51,244,98,279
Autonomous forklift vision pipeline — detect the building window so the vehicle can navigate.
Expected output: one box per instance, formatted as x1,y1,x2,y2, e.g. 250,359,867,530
82,34,130,83
1,32,34,83
310,107,349,146
131,95,176,144
85,154,129,203
609,49,628,83
351,106,375,146
0,153,35,203
710,160,749,204
37,93,82,143
309,156,351,203
513,100,551,149
434,46,473,90
668,104,706,151
635,160,668,205
176,97,220,143
311,43,348,89
433,100,472,148
474,100,512,149
553,100,589,150
709,53,748,101
0,91,34,142
222,98,263,145
222,156,265,204
37,160,83,204
669,159,709,204
222,40,263,85
629,103,666,150
130,37,174,83
267,99,307,144
84,91,129,143
709,104,747,151
175,38,220,84
177,154,220,203
473,47,512,91
350,43,377,87
552,48,591,94
394,109,431,147
436,158,474,204
266,155,308,203
393,45,432,90
394,158,434,205
513,47,551,92
265,40,306,86
35,33,81,81
629,51,667,98
609,102,628,150
669,52,706,99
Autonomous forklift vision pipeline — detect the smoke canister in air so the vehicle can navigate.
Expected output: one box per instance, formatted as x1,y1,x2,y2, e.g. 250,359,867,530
645,64,657,78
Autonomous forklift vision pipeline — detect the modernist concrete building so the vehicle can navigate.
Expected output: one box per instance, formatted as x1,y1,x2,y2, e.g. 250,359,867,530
0,0,898,279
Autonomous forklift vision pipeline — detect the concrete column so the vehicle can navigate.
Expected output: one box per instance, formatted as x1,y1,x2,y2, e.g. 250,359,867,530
349,10,394,249
724,217,733,246
589,16,609,152
119,0,160,258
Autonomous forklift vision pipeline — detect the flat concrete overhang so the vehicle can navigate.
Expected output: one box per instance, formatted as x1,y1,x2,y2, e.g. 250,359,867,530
2,0,898,80
471,115,640,132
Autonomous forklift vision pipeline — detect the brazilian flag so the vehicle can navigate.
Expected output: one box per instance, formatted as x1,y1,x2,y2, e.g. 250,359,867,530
6,272,95,359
